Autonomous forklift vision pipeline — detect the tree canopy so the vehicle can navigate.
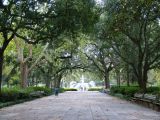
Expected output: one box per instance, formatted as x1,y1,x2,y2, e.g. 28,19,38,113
0,0,160,94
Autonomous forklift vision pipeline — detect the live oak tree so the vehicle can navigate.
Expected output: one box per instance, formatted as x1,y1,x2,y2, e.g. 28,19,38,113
27,0,98,88
14,39,49,88
0,0,98,93
84,41,119,89
0,0,49,93
103,0,160,91
2,41,18,86
36,0,98,88
42,35,87,88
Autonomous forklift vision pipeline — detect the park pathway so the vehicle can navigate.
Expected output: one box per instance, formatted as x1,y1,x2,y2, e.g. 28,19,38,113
0,91,160,120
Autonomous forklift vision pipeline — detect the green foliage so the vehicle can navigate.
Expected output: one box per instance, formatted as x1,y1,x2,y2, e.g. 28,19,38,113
55,88,65,93
52,88,77,93
0,87,20,101
0,0,99,93
64,88,77,91
99,0,160,91
53,0,98,34
1,0,160,98
113,93,126,99
110,86,125,94
110,86,140,97
0,87,52,102
31,87,52,95
154,69,160,86
88,87,102,91
110,86,160,98
146,87,160,95
124,87,140,97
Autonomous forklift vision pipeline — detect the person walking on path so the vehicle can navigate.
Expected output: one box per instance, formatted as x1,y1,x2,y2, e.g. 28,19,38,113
54,88,59,96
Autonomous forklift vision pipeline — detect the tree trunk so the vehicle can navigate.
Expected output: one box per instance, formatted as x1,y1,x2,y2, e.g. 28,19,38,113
127,70,130,87
104,70,110,89
35,78,38,87
20,62,28,88
137,49,148,92
138,77,147,92
0,53,4,94
33,77,36,86
131,72,136,84
136,69,147,92
45,77,50,88
57,78,61,88
53,79,56,88
116,70,121,87
54,75,62,88
142,69,148,92
136,62,148,92
57,75,62,88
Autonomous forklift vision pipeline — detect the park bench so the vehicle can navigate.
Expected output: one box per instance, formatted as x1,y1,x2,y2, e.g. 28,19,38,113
132,93,160,111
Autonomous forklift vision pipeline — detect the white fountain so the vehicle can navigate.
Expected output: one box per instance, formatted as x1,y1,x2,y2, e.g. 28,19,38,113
70,75,96,91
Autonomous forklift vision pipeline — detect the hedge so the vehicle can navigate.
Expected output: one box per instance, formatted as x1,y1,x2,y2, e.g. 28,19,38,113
88,87,103,91
64,88,77,91
110,86,160,98
0,87,52,102
110,86,140,97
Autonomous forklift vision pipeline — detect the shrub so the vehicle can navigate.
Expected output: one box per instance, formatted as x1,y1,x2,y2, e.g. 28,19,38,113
0,86,52,102
146,87,160,94
117,87,125,94
64,88,77,91
88,87,102,91
110,86,119,93
124,87,140,97
18,90,31,99
0,87,21,102
32,87,52,95
51,88,65,93
110,86,125,94
110,86,140,97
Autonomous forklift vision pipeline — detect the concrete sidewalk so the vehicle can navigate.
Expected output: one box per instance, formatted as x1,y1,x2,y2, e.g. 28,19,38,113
0,91,159,120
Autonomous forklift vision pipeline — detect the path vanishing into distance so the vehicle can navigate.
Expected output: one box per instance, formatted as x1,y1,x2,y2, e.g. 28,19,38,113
0,91,160,120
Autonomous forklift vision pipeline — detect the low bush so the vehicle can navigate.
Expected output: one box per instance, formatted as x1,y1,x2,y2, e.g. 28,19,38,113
0,87,20,102
110,86,160,98
31,87,52,95
88,87,103,91
64,88,77,91
56,88,65,93
18,89,31,99
110,86,140,97
110,86,125,94
146,87,160,94
0,86,52,102
124,87,140,97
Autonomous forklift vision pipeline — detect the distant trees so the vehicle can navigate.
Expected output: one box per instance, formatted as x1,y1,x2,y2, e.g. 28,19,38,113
82,39,119,89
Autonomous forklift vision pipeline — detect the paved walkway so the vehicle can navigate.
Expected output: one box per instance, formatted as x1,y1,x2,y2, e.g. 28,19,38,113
0,91,160,120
